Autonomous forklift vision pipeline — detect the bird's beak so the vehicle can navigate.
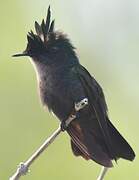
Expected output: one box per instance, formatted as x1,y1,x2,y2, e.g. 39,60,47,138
12,52,29,57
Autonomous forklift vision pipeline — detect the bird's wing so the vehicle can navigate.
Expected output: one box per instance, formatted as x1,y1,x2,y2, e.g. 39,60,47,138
67,65,116,164
75,65,115,155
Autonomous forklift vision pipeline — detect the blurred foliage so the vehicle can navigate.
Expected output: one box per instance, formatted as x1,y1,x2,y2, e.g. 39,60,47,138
0,0,139,179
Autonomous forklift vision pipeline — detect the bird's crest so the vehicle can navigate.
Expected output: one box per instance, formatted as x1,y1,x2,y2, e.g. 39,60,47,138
34,6,55,42
25,6,56,56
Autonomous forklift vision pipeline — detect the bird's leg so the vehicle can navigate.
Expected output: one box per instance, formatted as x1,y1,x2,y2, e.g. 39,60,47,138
61,98,88,131
97,166,108,180
75,98,88,111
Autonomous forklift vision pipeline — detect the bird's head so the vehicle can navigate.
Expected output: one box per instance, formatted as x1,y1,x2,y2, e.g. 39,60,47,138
13,6,77,66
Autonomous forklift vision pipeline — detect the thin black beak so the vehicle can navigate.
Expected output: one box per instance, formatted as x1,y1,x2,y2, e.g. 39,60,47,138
12,52,29,57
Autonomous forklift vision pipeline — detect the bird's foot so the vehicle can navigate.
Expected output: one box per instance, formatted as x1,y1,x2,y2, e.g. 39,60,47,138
60,121,67,131
61,114,76,131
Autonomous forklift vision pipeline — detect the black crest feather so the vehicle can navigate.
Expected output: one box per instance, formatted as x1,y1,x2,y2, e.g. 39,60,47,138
25,6,56,55
45,5,51,34
34,5,54,42
49,20,55,33
35,21,42,36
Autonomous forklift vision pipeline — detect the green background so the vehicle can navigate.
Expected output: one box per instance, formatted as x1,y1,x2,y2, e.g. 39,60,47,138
0,0,138,179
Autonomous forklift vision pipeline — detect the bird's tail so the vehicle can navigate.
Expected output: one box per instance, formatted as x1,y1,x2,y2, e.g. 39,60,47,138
67,119,135,167
106,118,135,161
67,121,113,167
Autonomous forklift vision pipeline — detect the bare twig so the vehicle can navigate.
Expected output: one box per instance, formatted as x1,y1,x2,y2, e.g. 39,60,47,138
9,98,89,180
97,167,108,180
9,126,62,180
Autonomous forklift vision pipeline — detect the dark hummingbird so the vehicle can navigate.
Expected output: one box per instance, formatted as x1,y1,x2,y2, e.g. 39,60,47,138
13,6,135,167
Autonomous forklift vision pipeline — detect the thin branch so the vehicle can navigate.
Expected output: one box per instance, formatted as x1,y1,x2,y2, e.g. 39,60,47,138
9,126,62,180
9,98,89,180
97,167,108,180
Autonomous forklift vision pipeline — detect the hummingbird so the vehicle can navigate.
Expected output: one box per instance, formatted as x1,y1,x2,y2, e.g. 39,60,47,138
13,6,135,168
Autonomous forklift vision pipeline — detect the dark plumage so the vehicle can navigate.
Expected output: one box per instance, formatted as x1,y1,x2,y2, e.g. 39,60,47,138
13,6,135,167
